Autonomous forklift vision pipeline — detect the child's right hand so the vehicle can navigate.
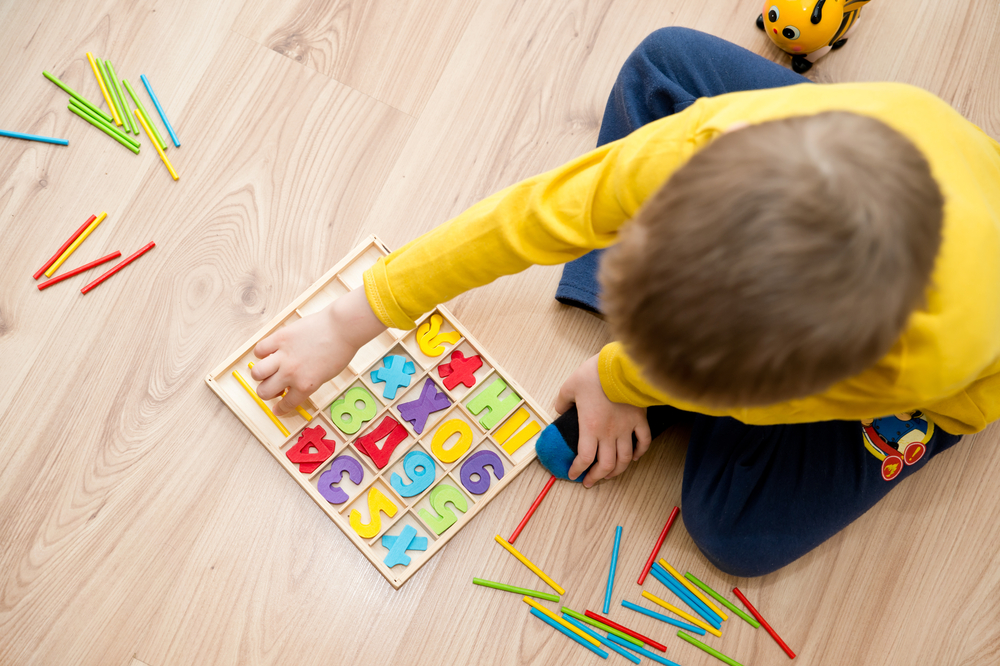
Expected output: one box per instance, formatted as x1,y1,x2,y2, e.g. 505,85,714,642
251,287,387,416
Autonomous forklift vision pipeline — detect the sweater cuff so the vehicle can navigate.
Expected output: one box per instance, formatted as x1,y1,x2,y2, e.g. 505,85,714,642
598,342,659,408
364,258,417,330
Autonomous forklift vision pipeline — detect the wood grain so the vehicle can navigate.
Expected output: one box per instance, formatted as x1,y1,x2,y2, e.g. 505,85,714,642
0,0,998,665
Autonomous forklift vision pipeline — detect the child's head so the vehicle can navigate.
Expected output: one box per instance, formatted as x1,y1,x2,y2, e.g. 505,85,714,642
600,111,944,407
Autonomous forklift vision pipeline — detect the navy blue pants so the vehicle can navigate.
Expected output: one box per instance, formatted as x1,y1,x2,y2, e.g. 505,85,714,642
558,27,962,576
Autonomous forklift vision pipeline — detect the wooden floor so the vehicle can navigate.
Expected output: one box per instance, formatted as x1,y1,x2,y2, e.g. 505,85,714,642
2,1,999,665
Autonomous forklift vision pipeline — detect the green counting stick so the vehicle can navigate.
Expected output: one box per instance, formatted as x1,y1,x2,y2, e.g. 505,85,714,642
684,572,761,628
561,607,642,647
677,631,745,666
473,578,559,602
123,79,167,150
43,70,113,123
69,98,138,148
67,102,139,154
106,60,137,135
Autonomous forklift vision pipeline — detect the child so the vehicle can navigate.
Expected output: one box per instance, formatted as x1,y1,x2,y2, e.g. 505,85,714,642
250,28,1000,576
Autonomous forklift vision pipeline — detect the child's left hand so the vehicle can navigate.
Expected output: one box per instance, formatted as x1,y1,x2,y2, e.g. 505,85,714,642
556,354,651,488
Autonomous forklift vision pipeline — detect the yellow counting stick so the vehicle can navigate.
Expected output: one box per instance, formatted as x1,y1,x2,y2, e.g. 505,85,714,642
495,535,565,595
232,369,290,437
247,362,311,421
642,591,722,637
45,211,107,277
86,53,121,126
522,597,601,648
135,109,178,180
660,559,727,621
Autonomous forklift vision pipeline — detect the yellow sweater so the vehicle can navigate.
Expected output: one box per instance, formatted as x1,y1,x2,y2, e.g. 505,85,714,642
364,82,1000,435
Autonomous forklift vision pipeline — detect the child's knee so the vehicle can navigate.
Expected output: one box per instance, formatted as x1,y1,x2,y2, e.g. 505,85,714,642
681,505,787,578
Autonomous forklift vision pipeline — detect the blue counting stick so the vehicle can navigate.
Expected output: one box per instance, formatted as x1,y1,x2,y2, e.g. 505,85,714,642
140,74,180,147
0,129,68,145
604,525,622,614
607,635,682,666
621,600,706,635
650,565,721,628
561,614,640,664
381,525,427,567
652,563,723,626
370,354,416,399
390,449,436,497
650,565,722,628
528,608,608,659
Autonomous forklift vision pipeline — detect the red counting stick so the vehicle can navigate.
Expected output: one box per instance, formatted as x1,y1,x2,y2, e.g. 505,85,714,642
638,506,679,585
33,214,96,279
81,241,155,294
584,610,667,652
508,474,556,543
36,251,121,290
732,588,796,659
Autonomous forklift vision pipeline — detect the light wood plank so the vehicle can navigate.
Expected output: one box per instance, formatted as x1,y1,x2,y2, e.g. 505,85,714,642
0,0,998,665
232,0,482,115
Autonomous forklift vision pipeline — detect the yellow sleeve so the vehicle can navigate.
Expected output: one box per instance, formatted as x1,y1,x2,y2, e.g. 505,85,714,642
363,106,707,329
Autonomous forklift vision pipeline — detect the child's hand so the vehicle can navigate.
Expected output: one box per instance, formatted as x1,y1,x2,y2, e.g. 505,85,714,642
556,354,651,488
251,288,387,416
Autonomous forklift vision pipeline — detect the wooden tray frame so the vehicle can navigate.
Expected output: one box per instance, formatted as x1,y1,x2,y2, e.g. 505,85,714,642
206,236,549,588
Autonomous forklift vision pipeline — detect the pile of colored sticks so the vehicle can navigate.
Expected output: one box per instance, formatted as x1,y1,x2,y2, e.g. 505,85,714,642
473,479,798,664
42,53,180,180
32,211,155,295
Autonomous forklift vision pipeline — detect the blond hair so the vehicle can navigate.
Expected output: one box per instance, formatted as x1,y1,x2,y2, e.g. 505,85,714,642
599,111,944,407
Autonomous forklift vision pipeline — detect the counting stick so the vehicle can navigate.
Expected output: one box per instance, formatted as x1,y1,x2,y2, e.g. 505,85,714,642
87,53,120,126
140,74,180,147
123,79,166,150
472,577,559,601
494,535,565,595
0,129,68,146
232,369,290,437
732,588,795,659
603,526,622,613
562,608,642,646
43,71,113,123
524,597,602,648
67,102,140,154
81,241,155,294
584,610,666,652
641,591,721,637
621,599,705,635
97,59,123,125
684,573,760,628
135,109,178,180
106,61,137,135
34,214,96,279
608,635,682,666
638,506,678,584
508,474,555,543
37,251,121,290
661,560,727,621
46,211,107,277
528,608,609,659
651,563,721,628
677,631,745,666
247,362,311,421
563,614,640,664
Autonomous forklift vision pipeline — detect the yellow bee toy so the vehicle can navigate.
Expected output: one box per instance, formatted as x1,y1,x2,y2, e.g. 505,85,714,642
756,0,871,73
